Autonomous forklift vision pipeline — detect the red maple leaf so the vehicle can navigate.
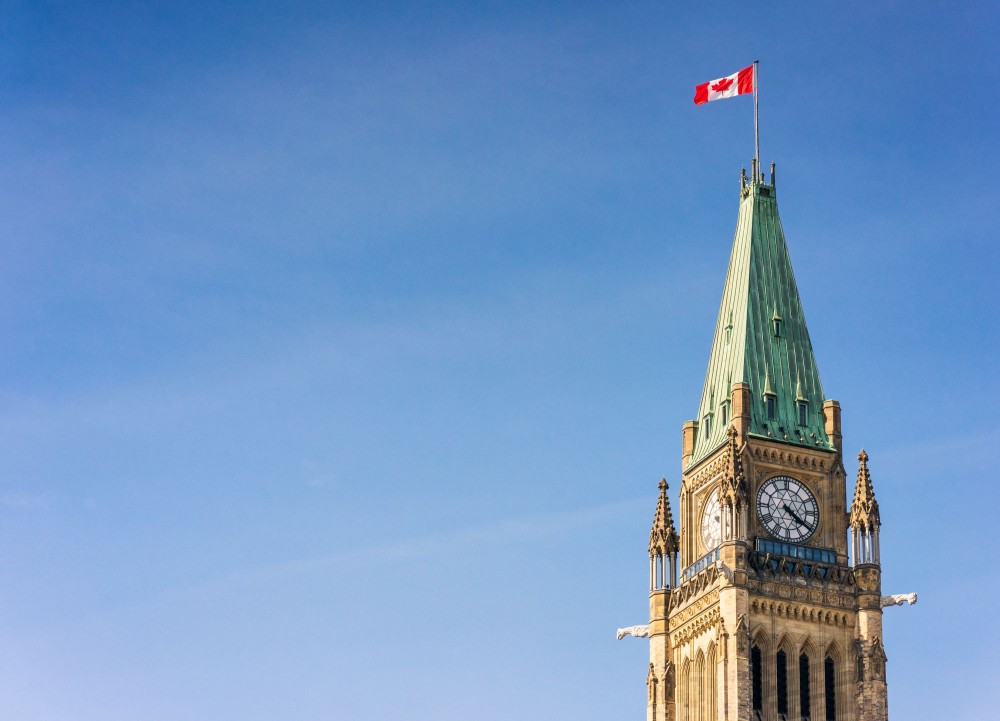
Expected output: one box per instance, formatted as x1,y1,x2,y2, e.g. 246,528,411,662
711,77,734,92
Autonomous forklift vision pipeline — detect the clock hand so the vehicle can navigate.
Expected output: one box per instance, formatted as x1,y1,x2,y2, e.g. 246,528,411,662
782,503,808,527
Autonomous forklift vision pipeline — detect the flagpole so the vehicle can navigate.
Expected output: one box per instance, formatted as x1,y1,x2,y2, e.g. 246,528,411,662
753,60,759,179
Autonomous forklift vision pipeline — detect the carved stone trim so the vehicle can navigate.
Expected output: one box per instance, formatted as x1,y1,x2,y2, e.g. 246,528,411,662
749,597,853,627
671,607,722,647
750,444,830,472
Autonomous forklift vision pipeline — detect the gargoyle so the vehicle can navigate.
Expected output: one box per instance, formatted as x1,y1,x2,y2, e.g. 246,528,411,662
880,593,917,608
616,624,651,640
714,558,735,584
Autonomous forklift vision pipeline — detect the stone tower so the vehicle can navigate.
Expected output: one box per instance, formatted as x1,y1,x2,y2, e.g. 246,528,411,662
642,165,902,721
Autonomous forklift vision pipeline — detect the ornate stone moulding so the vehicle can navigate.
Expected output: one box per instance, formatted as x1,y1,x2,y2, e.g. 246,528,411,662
670,607,722,647
750,444,829,472
669,589,719,628
684,454,729,494
746,550,854,588
668,557,732,611
749,597,854,627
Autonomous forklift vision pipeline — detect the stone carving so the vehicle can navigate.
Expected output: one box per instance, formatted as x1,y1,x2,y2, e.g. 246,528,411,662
714,558,735,584
672,607,721,646
663,661,675,695
880,592,917,608
735,613,749,654
649,479,680,558
719,427,749,511
617,624,651,640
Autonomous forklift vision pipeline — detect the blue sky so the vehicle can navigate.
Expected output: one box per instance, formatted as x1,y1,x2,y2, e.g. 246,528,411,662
0,2,996,719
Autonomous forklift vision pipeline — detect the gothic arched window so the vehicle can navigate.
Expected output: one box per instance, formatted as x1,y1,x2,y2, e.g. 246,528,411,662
707,645,718,721
680,660,691,721
776,649,788,718
800,653,811,720
824,656,837,721
695,652,705,721
751,645,763,720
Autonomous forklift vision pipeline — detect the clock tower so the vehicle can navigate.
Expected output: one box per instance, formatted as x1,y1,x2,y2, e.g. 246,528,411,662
641,164,905,721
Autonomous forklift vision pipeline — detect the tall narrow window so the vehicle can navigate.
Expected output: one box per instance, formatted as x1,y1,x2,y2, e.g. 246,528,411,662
680,662,690,721
797,400,808,426
765,394,777,420
751,646,763,719
695,653,705,721
776,650,788,719
800,653,811,720
707,647,718,721
720,400,729,427
825,657,837,721
703,413,713,438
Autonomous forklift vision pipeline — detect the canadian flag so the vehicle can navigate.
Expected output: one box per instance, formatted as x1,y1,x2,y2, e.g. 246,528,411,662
694,65,755,105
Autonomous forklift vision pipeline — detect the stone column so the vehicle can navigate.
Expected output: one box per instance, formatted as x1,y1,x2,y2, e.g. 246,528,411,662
730,383,751,442
823,399,842,455
854,565,888,721
718,542,750,721
649,588,675,721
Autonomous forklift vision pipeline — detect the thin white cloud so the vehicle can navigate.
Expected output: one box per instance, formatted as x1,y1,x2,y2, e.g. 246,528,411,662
0,493,48,509
171,496,643,602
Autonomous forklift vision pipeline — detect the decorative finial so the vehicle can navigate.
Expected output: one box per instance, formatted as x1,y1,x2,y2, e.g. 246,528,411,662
720,426,748,512
850,448,880,529
770,162,776,186
650,478,679,555
762,366,775,397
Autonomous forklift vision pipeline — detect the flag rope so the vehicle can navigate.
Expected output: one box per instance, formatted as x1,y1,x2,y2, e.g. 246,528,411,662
753,60,760,179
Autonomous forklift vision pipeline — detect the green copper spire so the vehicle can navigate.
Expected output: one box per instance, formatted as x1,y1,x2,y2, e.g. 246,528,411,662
689,170,832,468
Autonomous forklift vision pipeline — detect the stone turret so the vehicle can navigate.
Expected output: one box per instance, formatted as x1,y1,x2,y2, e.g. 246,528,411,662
850,449,888,721
718,427,749,541
649,479,680,589
647,480,679,721
850,449,882,565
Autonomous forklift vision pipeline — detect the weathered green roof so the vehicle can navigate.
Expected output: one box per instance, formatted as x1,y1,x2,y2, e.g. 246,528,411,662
688,173,833,468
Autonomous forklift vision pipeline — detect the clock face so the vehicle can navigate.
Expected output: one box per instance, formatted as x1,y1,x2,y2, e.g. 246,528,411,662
756,476,818,542
700,488,722,551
